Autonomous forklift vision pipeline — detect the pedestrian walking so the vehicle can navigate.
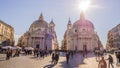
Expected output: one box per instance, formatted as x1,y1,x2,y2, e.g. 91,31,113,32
36,49,39,57
54,52,59,64
107,55,114,68
117,52,120,66
39,50,42,58
66,52,70,64
115,52,118,65
6,48,11,60
96,50,100,62
49,50,52,56
42,51,45,58
34,48,37,56
71,51,73,58
98,57,107,68
51,52,55,64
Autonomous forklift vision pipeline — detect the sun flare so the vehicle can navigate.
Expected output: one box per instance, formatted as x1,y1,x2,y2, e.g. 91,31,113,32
79,0,91,11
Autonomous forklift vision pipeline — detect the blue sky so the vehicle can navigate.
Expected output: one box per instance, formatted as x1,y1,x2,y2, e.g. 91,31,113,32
0,0,120,47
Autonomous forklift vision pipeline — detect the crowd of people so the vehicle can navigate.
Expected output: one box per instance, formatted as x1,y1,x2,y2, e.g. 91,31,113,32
1,47,120,68
50,49,120,68
115,51,120,66
97,50,120,68
3,48,53,60
51,52,59,64
5,48,20,60
33,49,52,58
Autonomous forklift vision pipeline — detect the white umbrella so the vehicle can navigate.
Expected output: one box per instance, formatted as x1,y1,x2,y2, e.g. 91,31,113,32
12,46,22,50
25,47,34,50
2,46,12,49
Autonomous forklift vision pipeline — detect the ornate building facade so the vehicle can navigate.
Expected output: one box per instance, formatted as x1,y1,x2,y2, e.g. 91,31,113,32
106,24,120,50
0,20,14,46
61,12,103,51
17,14,58,50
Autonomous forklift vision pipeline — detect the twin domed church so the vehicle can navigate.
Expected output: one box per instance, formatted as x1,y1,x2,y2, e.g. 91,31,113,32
61,12,103,51
18,12,103,51
17,14,59,50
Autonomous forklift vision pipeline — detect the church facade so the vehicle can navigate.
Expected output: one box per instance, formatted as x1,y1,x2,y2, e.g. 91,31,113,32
17,14,58,50
61,12,103,51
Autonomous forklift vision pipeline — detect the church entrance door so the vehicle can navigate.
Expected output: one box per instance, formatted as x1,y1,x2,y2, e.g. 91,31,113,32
83,45,87,57
36,44,40,49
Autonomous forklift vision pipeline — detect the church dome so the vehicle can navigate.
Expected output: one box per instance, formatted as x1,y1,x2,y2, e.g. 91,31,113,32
30,20,48,28
29,14,48,31
73,19,94,29
73,12,94,29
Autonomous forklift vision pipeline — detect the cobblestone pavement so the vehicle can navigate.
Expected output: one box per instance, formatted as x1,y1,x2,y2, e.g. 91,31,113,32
0,53,120,68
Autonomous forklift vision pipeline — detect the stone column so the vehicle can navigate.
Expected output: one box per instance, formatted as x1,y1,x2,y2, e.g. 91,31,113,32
40,37,43,50
30,37,32,47
90,38,92,51
73,38,75,50
72,39,74,51
38,37,41,49
78,38,80,50
32,37,35,48
42,37,44,50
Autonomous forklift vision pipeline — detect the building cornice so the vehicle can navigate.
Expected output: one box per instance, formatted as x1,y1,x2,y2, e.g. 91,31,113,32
0,20,14,30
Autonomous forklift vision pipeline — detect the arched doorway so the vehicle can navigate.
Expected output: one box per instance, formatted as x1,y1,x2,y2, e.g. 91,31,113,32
83,45,87,57
36,44,40,49
83,45,87,51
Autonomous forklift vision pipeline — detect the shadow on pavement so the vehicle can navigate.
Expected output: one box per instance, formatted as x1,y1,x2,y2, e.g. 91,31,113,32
59,53,85,68
29,56,37,59
43,64,55,68
29,56,44,61
59,52,95,68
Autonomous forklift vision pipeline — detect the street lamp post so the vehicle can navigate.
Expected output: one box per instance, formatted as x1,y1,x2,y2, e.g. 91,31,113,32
26,32,30,47
27,37,28,47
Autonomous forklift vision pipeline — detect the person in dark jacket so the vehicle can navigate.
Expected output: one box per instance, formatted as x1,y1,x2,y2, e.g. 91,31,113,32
107,55,114,68
115,52,118,65
66,52,70,64
6,48,11,60
117,52,120,64
54,53,59,64
51,52,55,64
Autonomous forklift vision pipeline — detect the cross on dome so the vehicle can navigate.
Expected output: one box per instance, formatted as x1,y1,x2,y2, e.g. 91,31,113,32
80,11,85,20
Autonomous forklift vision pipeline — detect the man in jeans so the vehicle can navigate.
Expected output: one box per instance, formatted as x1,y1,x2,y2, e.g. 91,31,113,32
107,55,114,68
117,52,120,66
